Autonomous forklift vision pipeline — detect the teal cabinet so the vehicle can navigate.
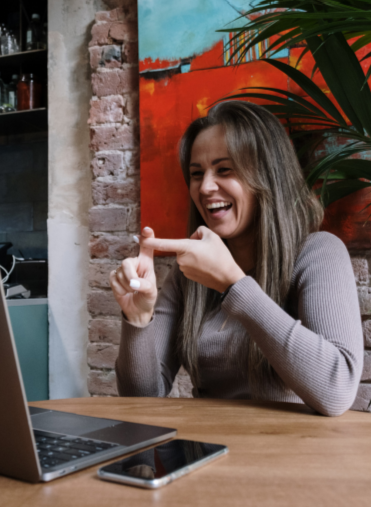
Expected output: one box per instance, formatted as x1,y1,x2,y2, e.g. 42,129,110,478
7,299,48,402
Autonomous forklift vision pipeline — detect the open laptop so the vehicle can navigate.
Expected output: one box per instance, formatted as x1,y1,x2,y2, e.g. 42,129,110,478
0,276,177,483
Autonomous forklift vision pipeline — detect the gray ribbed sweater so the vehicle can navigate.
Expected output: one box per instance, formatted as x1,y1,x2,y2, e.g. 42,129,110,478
116,232,364,416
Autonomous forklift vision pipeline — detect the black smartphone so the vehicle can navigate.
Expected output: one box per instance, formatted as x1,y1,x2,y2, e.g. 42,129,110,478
97,439,228,489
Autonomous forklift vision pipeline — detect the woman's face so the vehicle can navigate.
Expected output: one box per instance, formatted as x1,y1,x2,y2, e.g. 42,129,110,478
189,124,257,241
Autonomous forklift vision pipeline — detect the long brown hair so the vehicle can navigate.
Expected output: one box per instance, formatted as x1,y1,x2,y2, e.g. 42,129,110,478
178,101,324,396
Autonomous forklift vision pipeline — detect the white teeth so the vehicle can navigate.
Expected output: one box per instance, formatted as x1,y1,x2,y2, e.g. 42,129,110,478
206,202,231,210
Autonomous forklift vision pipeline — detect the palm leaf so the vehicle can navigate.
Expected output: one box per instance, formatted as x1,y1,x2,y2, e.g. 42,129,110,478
316,179,371,207
306,144,370,187
262,59,347,126
306,34,371,136
218,0,371,208
329,158,371,179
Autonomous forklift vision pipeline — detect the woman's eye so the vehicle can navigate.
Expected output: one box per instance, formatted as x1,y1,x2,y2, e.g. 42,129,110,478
190,171,203,178
218,167,232,174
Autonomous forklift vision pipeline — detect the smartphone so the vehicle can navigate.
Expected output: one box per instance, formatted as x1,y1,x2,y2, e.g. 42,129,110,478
97,439,228,489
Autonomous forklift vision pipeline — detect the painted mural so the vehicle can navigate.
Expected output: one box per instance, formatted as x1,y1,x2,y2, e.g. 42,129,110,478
138,0,370,247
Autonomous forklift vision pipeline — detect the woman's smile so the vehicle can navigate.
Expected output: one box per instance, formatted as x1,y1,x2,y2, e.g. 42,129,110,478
204,199,233,219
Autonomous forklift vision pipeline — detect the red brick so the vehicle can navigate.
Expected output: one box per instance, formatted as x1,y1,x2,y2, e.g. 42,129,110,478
358,287,371,315
90,23,112,47
88,342,119,369
91,151,125,178
95,8,125,23
89,46,103,70
88,289,121,317
109,21,137,43
363,319,371,348
122,41,138,65
89,96,124,125
89,318,121,344
123,92,138,119
89,205,139,233
96,4,136,22
351,257,369,284
89,233,138,259
88,370,118,396
89,45,122,70
90,124,136,151
351,383,371,412
91,68,138,97
124,149,139,176
361,351,371,381
92,179,139,205
89,261,117,288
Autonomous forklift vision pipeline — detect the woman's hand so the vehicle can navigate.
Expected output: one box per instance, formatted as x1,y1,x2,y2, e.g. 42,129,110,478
140,226,245,293
109,227,158,327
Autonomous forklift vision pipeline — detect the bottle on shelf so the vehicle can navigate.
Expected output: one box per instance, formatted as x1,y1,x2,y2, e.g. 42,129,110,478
0,24,20,56
17,74,42,110
0,24,5,56
0,72,6,112
0,28,10,55
26,13,41,51
29,74,41,109
8,75,18,110
17,74,29,110
3,81,9,108
10,31,20,53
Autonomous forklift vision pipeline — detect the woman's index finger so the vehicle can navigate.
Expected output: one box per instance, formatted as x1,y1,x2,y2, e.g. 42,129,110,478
140,237,189,254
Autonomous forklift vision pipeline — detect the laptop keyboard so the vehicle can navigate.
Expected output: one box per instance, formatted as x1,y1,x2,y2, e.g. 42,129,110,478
34,430,119,470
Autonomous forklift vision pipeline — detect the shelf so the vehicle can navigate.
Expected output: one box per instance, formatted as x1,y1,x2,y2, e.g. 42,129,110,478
0,107,47,136
0,49,47,75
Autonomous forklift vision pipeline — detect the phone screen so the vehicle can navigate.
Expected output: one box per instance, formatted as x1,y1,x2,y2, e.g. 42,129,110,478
100,439,226,481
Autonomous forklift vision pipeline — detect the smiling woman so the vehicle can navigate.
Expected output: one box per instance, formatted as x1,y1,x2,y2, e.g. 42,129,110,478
188,124,257,269
110,101,364,417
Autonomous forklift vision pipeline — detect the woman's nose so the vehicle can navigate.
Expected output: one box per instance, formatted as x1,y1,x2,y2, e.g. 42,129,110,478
199,171,218,194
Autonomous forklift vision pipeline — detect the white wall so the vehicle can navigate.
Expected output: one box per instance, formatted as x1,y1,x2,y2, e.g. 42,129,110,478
48,0,106,398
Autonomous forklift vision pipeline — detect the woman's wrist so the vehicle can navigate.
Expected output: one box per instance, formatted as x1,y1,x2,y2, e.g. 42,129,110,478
123,310,154,328
221,266,246,293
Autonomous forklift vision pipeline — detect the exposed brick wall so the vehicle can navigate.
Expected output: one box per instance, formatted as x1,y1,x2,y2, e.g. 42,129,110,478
87,3,191,398
87,2,370,411
350,254,371,411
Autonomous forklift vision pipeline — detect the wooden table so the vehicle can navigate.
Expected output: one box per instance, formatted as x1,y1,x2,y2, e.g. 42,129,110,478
1,397,370,507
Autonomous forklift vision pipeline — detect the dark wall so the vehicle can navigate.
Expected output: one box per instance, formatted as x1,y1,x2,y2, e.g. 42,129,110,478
0,134,48,259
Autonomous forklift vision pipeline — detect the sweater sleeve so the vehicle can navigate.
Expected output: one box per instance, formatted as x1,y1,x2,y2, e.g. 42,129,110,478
221,232,364,416
115,263,183,397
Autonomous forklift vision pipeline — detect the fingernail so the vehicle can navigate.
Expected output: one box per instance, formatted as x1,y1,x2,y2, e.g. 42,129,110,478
143,227,151,231
130,279,141,289
133,235,139,243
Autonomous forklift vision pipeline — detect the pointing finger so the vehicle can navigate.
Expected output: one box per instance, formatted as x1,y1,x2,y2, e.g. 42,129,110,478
140,237,190,254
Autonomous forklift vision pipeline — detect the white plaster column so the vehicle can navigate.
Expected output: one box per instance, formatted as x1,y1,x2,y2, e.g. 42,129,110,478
48,0,106,398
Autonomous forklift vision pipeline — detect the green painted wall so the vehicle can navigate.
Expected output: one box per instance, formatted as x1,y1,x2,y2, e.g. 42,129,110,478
8,302,48,401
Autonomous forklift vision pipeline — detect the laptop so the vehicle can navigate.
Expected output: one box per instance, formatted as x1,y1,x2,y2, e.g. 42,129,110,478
0,276,177,483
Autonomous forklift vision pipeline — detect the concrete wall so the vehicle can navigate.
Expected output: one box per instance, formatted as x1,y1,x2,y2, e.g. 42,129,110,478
48,0,106,398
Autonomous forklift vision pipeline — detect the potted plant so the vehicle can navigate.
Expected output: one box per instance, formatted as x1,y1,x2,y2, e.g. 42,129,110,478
218,0,371,247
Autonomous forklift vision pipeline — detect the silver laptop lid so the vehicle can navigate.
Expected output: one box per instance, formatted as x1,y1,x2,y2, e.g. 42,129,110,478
0,274,41,483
